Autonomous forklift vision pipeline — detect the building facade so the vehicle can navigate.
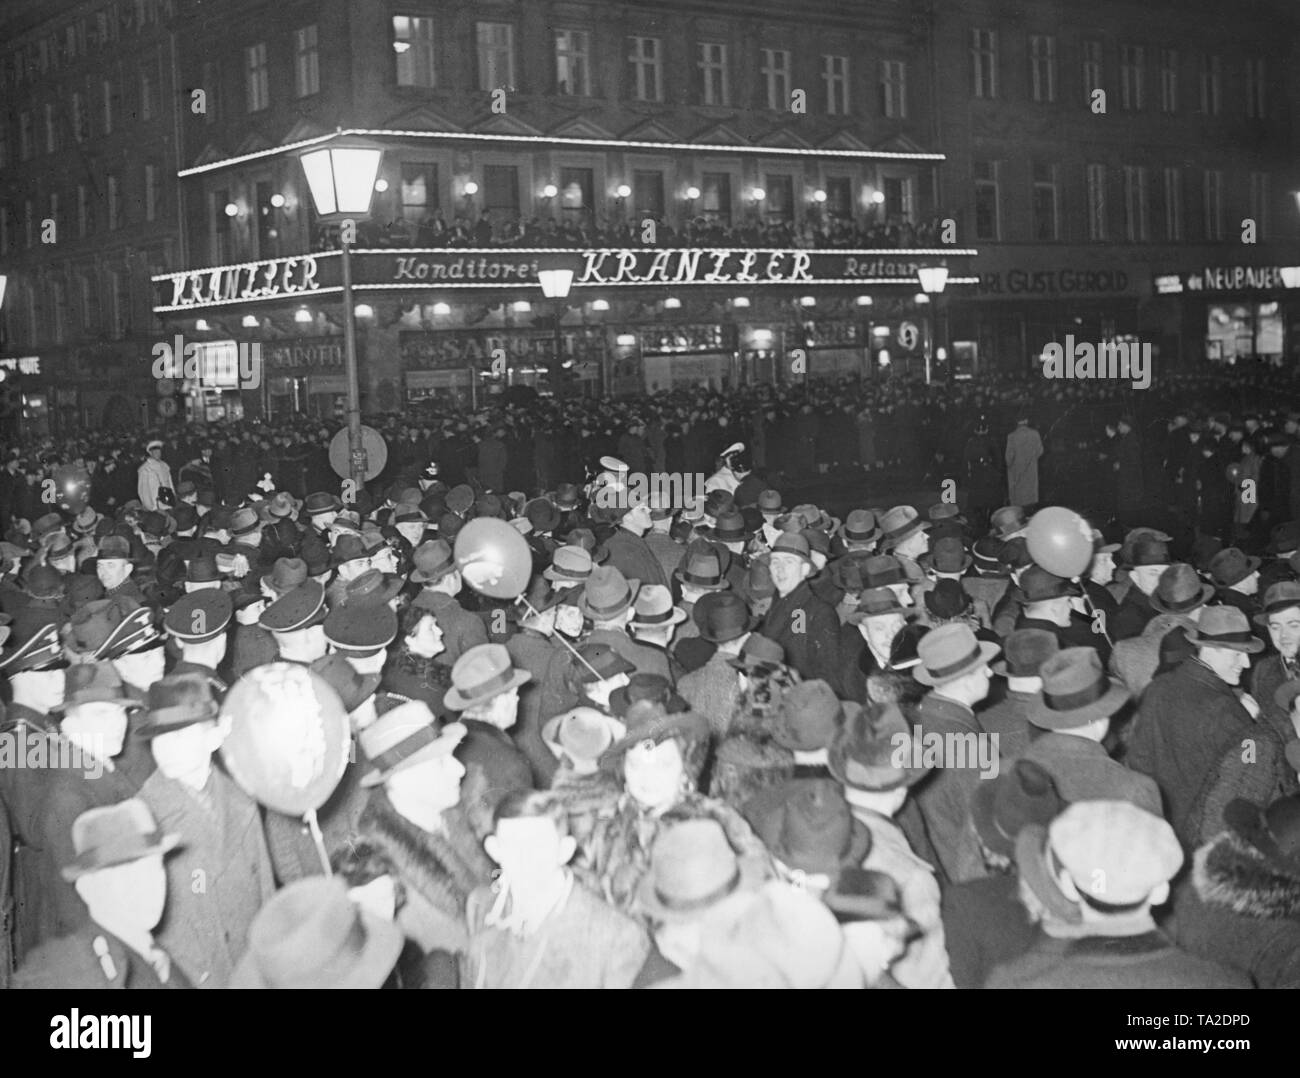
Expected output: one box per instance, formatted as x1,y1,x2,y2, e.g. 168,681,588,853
931,0,1300,375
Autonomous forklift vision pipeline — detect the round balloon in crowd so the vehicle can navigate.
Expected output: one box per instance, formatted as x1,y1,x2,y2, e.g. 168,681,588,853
1025,505,1094,578
219,663,351,817
454,516,533,600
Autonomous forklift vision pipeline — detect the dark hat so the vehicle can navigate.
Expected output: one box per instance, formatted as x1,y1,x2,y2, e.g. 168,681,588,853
475,494,506,520
331,534,370,569
524,498,561,533
0,622,67,673
923,579,971,620
324,602,398,657
96,535,131,562
1125,537,1171,568
917,536,972,575
172,503,198,533
757,489,786,514
600,699,709,768
772,680,845,752
23,564,66,600
1186,605,1265,653
1028,647,1131,730
66,574,105,609
261,557,309,597
635,819,765,924
989,506,1028,540
823,867,908,924
998,537,1033,571
577,565,641,620
33,512,65,541
862,555,906,588
913,623,1000,687
846,586,914,623
445,484,475,515
1150,563,1215,615
138,673,221,739
552,482,580,510
1020,564,1080,603
309,653,381,713
745,558,775,601
304,491,343,517
704,490,735,519
700,509,750,544
62,661,142,710
744,778,871,878
59,799,181,882
726,632,786,673
1223,794,1300,879
1266,521,1300,554
828,700,932,791
410,539,456,583
164,589,232,644
1208,547,1261,588
1188,534,1224,573
186,554,220,584
138,511,169,538
339,568,403,608
609,672,689,718
971,758,1066,859
692,590,756,643
96,601,163,659
992,628,1059,678
259,580,327,633
572,642,637,685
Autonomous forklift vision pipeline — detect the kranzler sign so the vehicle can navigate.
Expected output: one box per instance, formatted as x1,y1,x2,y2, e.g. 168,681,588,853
155,249,967,312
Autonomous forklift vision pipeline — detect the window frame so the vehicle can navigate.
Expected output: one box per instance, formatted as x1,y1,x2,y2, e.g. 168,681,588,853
295,23,322,97
822,54,850,116
245,41,269,113
555,28,593,96
1029,35,1056,104
973,159,1000,240
627,36,662,102
971,28,998,100
881,59,907,118
698,41,729,106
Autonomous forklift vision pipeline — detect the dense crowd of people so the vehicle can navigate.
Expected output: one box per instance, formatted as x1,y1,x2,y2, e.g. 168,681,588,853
1,361,1299,988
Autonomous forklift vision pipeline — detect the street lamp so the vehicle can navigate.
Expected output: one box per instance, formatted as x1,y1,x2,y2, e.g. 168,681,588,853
298,136,384,493
917,265,949,385
538,252,581,398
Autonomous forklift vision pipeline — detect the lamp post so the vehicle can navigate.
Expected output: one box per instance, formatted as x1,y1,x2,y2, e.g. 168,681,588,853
298,137,385,493
917,265,949,385
538,254,580,399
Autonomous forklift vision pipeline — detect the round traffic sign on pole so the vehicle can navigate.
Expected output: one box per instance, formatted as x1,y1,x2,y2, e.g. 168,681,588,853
157,397,178,418
329,425,388,481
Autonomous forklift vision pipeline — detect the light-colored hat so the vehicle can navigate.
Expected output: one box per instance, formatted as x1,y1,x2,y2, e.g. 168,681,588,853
358,702,465,787
1048,800,1183,907
542,707,627,775
636,819,765,924
913,623,1000,687
629,584,687,629
443,643,531,711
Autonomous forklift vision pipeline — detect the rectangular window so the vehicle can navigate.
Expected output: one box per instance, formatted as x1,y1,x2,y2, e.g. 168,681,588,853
971,29,998,99
1082,40,1102,103
245,42,269,112
1086,163,1107,240
19,111,33,160
44,102,58,153
400,162,439,224
1120,45,1143,110
50,279,66,344
1203,168,1223,240
825,177,852,220
1245,58,1266,118
1200,54,1221,115
698,42,728,106
555,29,591,96
145,163,159,222
393,16,435,88
632,170,665,220
823,55,849,115
78,183,91,237
476,23,515,92
701,171,732,225
1029,35,1056,103
558,167,594,222
628,36,661,102
1163,166,1183,240
761,49,791,111
71,91,87,141
107,175,121,230
881,60,907,117
1159,49,1178,112
884,176,914,222
1123,165,1149,241
764,174,794,223
482,164,519,219
1249,171,1268,238
1032,162,1059,240
973,160,999,240
110,270,130,338
141,67,157,121
295,24,321,96
80,274,98,333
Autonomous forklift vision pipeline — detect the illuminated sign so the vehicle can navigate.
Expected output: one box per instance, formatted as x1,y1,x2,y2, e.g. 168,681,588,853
155,248,978,312
0,356,40,374
1160,266,1300,293
977,269,1131,295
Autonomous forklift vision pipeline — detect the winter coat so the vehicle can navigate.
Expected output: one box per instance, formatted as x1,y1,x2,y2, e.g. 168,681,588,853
412,590,489,666
976,690,1036,763
1004,425,1043,506
1126,658,1260,848
678,650,742,739
354,790,496,957
1168,831,1300,988
13,926,192,989
1018,731,1161,814
600,528,669,591
941,872,1041,989
1183,723,1300,846
139,767,276,988
137,457,174,511
762,581,846,697
1249,652,1300,748
910,692,990,886
1109,614,1195,700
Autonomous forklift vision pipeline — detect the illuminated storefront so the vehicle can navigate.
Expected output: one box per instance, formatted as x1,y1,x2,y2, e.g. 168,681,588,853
1151,262,1300,366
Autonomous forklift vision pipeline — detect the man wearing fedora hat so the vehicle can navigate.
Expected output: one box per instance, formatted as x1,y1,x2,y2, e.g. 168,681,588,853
678,592,754,737
1112,536,1172,641
627,582,689,660
137,673,274,988
353,707,496,957
762,532,846,696
1017,647,1160,815
578,564,671,684
1129,606,1266,848
743,777,872,896
460,790,649,989
826,700,952,988
979,629,1059,763
1109,563,1209,698
643,492,685,581
911,623,1002,884
13,799,188,988
410,539,489,668
599,490,670,593
1210,546,1263,619
988,801,1250,988
1015,564,1110,662
1251,580,1300,745
840,587,924,707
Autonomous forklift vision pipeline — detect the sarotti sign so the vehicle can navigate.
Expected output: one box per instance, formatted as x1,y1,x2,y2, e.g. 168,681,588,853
155,248,976,311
